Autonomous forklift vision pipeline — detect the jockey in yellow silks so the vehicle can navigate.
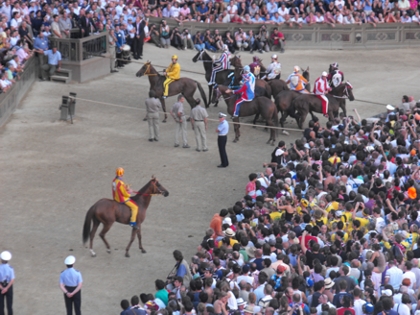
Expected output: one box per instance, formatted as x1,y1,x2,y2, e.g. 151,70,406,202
112,167,138,228
163,55,181,98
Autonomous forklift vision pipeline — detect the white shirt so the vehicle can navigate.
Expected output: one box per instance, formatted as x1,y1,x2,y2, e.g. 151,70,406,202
375,217,385,233
170,6,180,18
278,7,289,16
353,299,366,315
402,270,416,290
393,303,411,315
316,15,324,22
316,302,335,315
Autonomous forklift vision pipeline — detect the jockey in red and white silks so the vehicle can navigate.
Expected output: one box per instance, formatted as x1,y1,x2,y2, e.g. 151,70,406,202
313,71,332,117
209,45,231,85
231,65,255,118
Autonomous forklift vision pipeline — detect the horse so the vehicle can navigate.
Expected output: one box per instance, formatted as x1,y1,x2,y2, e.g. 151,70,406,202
273,67,311,129
192,50,242,108
136,62,207,122
211,84,278,145
293,81,355,129
82,177,169,257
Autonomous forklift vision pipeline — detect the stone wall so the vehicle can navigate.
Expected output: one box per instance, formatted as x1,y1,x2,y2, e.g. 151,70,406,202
0,56,37,128
149,18,420,49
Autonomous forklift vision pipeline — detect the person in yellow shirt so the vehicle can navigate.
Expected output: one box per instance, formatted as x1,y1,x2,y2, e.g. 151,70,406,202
163,55,181,98
328,149,341,166
112,167,138,228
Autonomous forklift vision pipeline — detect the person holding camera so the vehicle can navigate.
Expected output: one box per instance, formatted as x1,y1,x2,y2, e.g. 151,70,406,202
148,24,162,47
193,31,205,51
159,19,170,48
170,27,183,50
181,29,194,50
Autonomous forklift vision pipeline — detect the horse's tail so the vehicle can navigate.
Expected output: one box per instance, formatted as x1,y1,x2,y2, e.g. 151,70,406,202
83,204,96,245
195,81,208,108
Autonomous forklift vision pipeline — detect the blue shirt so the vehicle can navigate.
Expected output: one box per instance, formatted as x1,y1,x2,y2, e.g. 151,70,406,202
0,263,15,283
176,263,187,278
44,50,62,65
217,120,229,136
60,267,83,287
33,36,49,51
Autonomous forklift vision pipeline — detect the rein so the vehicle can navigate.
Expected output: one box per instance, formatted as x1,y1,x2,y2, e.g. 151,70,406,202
332,85,350,99
143,64,160,77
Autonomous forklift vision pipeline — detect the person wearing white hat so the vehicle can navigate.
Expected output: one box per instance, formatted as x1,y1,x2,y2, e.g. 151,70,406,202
327,62,344,87
59,255,83,315
0,251,14,315
216,112,229,168
208,44,231,85
261,54,281,81
385,104,396,122
286,66,309,93
226,65,256,118
313,71,332,118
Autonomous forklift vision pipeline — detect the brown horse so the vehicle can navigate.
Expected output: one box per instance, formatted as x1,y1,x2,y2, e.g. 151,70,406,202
192,50,243,108
273,67,311,129
250,59,289,98
212,84,278,145
293,81,355,129
136,62,207,122
82,177,169,257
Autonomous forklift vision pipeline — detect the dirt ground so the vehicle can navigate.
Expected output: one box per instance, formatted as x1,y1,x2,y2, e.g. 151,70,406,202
0,46,419,314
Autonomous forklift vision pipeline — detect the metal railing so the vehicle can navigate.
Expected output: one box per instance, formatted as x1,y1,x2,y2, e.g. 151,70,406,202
49,31,108,62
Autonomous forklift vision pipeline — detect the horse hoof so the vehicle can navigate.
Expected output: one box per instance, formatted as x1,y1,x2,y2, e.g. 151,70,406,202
107,249,111,254
213,104,218,107
252,126,256,129
143,118,147,122
141,249,147,253
233,139,237,143
125,252,130,258
90,251,96,257
271,142,275,146
162,120,167,123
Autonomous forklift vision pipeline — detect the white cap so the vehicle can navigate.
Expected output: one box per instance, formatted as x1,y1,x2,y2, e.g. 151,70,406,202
294,65,300,72
335,211,343,217
322,71,328,76
223,44,228,51
271,54,277,59
64,255,76,265
382,289,393,297
219,112,227,118
223,217,232,225
386,104,395,111
0,251,12,261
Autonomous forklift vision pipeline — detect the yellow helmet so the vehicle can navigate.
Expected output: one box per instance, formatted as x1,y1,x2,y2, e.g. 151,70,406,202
172,55,178,60
116,167,124,177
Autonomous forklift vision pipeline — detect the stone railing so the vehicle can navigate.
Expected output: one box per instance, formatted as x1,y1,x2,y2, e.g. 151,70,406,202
148,17,420,49
0,56,37,127
49,31,108,62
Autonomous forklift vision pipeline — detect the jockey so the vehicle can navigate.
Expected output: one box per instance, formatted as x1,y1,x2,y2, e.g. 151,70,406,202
228,65,255,118
313,71,332,118
261,54,281,81
249,56,261,77
112,167,138,228
208,45,231,86
327,62,344,88
163,55,181,98
286,66,308,93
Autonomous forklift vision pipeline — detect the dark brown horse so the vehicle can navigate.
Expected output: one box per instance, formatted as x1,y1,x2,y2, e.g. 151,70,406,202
136,62,207,122
273,67,311,130
212,84,278,145
250,59,289,98
82,177,169,257
192,50,242,108
293,81,355,128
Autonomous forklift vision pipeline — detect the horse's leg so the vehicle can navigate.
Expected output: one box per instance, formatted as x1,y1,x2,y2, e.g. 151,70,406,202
266,116,275,145
160,98,167,123
233,118,240,142
253,113,260,128
299,111,309,129
89,219,100,257
207,85,212,108
137,225,146,253
125,228,137,257
99,223,112,253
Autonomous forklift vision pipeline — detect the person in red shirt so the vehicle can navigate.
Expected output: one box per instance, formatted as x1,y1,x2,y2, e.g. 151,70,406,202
336,295,355,315
246,173,258,200
269,28,285,53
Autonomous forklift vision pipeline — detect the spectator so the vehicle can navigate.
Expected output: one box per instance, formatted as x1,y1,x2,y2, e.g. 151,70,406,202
36,45,62,81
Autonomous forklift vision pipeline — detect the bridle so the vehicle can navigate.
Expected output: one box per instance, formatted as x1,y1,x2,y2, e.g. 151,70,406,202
132,179,166,196
142,63,159,76
332,82,352,99
196,50,213,63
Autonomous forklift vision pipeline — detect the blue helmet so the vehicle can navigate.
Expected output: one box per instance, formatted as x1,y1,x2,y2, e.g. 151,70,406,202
243,65,250,73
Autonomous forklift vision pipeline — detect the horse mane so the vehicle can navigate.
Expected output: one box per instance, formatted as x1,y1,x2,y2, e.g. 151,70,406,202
131,179,155,202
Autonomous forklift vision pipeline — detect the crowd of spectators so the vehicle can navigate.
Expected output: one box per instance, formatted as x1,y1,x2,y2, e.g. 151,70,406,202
120,98,420,315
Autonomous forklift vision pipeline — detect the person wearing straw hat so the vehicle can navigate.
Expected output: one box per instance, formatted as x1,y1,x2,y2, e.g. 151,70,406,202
59,255,83,315
216,112,229,168
0,251,14,315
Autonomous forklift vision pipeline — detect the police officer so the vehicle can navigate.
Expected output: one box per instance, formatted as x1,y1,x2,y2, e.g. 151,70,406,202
0,251,14,315
60,255,83,315
216,112,229,168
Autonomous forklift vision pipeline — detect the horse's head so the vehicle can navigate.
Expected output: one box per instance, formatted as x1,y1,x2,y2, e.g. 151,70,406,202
192,49,205,63
150,175,169,197
231,55,242,69
345,81,355,101
302,66,310,81
136,61,152,77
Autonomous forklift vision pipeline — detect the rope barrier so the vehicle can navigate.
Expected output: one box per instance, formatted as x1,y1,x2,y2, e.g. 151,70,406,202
68,96,305,133
354,99,389,107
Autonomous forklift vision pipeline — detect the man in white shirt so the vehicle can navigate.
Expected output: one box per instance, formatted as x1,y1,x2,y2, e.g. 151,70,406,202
402,261,417,290
316,294,335,315
384,260,403,291
353,288,366,315
278,4,289,17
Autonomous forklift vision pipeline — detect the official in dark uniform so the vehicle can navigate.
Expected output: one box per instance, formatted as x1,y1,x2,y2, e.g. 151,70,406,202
132,15,146,60
0,251,14,315
60,255,83,315
216,112,229,168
